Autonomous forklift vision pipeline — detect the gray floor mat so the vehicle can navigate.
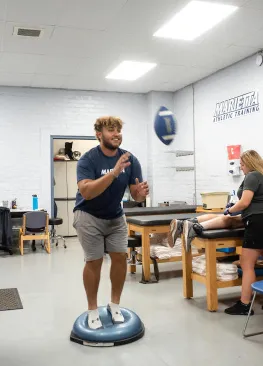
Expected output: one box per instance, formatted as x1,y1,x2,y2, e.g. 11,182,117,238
0,288,23,311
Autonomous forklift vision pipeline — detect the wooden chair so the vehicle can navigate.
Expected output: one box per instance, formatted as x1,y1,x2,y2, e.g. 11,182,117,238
19,212,50,255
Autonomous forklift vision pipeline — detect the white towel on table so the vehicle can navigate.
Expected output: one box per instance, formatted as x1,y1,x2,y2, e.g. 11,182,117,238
192,255,238,281
137,234,198,259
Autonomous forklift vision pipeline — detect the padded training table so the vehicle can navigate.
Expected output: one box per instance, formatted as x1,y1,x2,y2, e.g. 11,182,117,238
126,213,204,282
124,205,197,217
182,228,245,312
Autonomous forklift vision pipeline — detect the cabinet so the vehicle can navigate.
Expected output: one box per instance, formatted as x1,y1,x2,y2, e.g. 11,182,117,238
54,161,77,237
54,163,67,199
67,162,78,198
53,139,99,236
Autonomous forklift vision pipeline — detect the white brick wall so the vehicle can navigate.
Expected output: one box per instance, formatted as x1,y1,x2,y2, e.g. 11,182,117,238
174,55,263,205
147,91,177,206
146,92,154,202
194,56,263,204
0,87,147,213
2,54,261,213
146,89,196,206
173,86,195,204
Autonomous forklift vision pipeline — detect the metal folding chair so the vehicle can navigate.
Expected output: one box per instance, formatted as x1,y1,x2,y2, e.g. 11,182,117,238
243,280,263,338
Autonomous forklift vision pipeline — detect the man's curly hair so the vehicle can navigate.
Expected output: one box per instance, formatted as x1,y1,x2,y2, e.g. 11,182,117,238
94,116,123,134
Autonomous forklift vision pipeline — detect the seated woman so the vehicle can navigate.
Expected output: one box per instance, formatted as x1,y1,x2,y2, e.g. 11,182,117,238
169,149,263,316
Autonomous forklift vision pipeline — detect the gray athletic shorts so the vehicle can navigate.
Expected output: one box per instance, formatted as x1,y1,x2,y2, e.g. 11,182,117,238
73,210,128,261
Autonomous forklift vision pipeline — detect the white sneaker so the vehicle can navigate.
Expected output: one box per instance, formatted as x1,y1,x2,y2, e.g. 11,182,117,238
107,303,124,324
168,219,184,247
87,309,103,330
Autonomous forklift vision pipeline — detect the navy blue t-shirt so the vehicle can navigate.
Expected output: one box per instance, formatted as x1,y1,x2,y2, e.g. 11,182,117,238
74,146,143,219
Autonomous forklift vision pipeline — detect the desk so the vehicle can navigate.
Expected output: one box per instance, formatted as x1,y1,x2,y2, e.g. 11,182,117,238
11,210,31,219
10,208,46,218
182,228,245,312
126,213,204,282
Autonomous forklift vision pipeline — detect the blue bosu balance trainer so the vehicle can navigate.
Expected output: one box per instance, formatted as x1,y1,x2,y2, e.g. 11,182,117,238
70,306,145,347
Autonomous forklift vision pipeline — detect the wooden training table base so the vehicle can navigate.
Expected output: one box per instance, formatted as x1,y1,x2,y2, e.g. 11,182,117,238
128,223,174,281
182,235,243,312
126,212,201,282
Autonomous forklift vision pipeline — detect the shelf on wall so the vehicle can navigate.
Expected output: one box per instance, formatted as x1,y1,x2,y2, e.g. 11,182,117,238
176,167,195,171
176,150,194,157
164,150,194,157
162,166,195,171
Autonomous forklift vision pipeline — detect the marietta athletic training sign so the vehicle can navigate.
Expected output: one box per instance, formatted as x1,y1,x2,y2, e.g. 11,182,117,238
213,91,260,122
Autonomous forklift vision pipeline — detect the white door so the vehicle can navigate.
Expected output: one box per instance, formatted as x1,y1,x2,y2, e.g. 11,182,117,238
55,200,69,236
54,162,67,199
67,161,78,199
68,200,77,236
87,139,100,149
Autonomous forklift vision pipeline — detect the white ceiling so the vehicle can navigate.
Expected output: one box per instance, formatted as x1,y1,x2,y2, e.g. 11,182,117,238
0,0,262,93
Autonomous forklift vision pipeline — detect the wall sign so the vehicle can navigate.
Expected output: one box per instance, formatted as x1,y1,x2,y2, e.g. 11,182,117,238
213,91,260,122
227,145,241,177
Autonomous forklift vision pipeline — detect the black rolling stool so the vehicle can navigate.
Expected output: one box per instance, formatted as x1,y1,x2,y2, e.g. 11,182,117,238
127,235,142,271
49,218,67,249
128,234,160,284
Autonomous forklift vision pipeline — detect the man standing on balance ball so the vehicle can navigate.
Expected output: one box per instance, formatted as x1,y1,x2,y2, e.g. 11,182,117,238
73,116,149,329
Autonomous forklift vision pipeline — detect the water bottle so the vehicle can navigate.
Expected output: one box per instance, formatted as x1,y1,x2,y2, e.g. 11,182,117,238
227,190,236,208
146,195,151,207
32,194,38,210
230,190,237,204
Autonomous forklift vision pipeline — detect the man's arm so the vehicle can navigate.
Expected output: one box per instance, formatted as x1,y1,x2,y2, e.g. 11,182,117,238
78,173,116,200
78,152,131,201
130,179,149,202
129,156,149,202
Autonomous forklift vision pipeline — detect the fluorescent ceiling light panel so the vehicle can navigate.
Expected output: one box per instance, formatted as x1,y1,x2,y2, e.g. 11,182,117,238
106,61,157,81
153,1,238,41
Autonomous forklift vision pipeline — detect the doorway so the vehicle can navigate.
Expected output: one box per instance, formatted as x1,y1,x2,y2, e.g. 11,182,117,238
50,135,98,237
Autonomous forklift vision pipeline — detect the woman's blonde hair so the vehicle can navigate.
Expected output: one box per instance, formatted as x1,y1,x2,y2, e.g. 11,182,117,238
241,150,263,175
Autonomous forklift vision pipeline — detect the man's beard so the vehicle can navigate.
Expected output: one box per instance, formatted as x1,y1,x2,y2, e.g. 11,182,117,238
101,136,121,151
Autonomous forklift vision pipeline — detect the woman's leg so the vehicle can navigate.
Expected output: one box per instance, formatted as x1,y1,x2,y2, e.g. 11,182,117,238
183,215,244,252
170,215,243,248
201,215,243,230
225,249,262,315
197,214,221,223
240,248,262,304
168,214,220,246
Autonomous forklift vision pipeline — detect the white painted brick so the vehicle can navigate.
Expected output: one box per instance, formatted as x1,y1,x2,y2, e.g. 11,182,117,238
2,54,261,214
174,55,263,206
0,87,147,213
